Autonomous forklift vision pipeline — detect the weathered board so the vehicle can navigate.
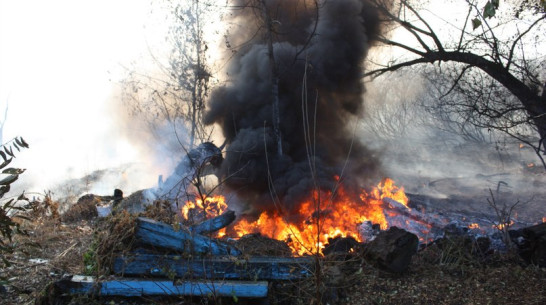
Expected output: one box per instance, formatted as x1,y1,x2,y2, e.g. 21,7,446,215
60,275,268,298
113,254,313,280
135,217,242,256
190,210,236,234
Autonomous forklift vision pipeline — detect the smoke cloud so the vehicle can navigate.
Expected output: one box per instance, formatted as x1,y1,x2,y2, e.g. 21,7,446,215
204,0,383,214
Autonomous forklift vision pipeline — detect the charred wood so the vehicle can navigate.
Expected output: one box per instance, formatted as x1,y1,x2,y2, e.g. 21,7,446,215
383,197,447,228
323,236,360,256
511,222,546,267
362,226,418,273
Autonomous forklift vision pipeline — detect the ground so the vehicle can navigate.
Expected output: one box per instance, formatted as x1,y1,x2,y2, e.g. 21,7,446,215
1,167,545,305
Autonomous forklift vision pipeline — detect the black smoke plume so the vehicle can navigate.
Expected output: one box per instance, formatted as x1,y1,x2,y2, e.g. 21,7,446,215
204,0,382,215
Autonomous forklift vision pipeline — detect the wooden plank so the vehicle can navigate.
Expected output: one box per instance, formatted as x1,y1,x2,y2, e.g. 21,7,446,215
135,217,241,256
62,275,268,298
190,210,236,234
113,254,313,280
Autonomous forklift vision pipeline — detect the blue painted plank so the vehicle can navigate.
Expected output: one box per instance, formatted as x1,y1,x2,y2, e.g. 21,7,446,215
113,254,313,280
135,217,241,256
65,275,268,298
190,210,236,234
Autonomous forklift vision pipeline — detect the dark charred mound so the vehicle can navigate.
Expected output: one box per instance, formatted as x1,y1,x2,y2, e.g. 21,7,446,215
61,195,99,223
362,227,419,273
234,233,293,257
510,222,546,267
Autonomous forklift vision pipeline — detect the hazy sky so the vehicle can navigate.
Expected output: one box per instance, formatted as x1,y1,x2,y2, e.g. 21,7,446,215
0,0,164,193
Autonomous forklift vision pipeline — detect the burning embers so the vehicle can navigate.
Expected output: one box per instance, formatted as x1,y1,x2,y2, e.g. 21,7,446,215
181,178,414,256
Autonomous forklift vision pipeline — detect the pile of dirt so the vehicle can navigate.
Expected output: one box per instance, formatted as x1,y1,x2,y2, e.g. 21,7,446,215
235,233,292,256
60,195,100,223
116,189,150,214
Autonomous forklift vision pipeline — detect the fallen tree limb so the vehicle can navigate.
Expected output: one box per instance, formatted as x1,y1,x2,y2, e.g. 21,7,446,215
383,197,447,228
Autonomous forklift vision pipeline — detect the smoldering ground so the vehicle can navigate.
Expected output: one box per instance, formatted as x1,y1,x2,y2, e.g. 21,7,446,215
204,0,383,215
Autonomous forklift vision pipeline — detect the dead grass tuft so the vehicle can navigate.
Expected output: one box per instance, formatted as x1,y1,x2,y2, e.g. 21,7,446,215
140,200,176,225
27,194,60,221
93,211,137,275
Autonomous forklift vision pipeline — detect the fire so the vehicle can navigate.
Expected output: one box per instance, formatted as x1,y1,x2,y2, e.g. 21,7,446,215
182,195,228,221
181,178,411,256
493,220,514,231
468,223,480,229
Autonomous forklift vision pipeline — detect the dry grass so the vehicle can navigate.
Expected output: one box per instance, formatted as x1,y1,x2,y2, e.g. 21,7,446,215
344,251,545,305
93,211,137,276
140,200,177,225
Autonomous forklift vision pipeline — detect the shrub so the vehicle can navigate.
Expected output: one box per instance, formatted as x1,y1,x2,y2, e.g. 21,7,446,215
0,137,29,282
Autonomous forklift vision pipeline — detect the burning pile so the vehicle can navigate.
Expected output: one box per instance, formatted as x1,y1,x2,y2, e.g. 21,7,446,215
170,1,421,255
153,0,442,257
182,178,413,255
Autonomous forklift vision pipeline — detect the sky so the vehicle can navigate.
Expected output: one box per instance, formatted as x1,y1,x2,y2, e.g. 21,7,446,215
0,0,165,195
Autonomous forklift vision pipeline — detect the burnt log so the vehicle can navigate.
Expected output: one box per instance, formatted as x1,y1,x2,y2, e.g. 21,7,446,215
154,142,223,201
190,210,236,234
57,275,268,298
113,254,313,280
135,217,241,256
383,197,447,228
512,222,546,267
363,226,418,273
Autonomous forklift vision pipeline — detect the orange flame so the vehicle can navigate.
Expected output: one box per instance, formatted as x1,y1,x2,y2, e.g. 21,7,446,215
182,178,411,255
493,220,514,231
182,195,228,220
468,223,480,229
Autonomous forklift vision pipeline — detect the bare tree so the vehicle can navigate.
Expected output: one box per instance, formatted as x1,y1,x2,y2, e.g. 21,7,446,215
364,0,546,167
120,0,219,149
